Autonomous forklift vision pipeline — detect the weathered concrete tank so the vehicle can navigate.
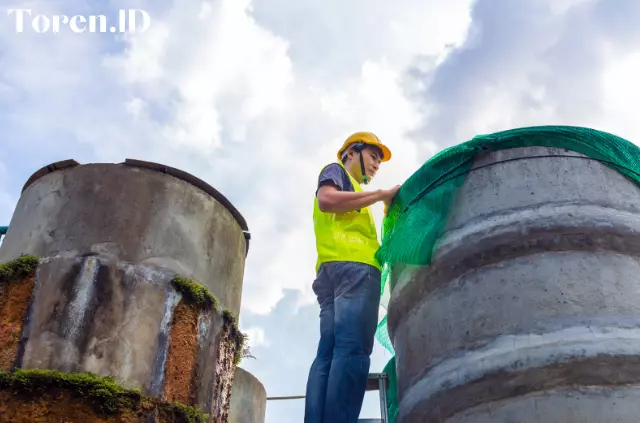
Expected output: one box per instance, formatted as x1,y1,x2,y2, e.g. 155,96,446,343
228,367,267,423
388,146,640,422
0,159,250,422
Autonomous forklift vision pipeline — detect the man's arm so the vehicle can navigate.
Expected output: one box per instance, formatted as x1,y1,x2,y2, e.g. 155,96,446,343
317,185,386,213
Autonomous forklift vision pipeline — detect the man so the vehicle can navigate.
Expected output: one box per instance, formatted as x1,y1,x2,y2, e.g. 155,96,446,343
305,131,400,423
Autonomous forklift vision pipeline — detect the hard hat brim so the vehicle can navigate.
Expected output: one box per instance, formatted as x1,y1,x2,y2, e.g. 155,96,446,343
377,143,392,162
337,134,392,162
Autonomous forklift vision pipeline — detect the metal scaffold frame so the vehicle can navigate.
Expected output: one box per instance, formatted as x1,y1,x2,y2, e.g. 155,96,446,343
266,373,389,423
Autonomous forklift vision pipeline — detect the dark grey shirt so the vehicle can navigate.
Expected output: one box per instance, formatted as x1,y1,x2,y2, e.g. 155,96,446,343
316,163,360,212
317,163,354,194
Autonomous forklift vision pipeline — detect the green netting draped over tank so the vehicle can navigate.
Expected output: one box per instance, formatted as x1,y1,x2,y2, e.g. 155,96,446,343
376,125,640,422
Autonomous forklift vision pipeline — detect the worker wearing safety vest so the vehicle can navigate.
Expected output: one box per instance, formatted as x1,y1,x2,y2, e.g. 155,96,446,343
305,132,399,423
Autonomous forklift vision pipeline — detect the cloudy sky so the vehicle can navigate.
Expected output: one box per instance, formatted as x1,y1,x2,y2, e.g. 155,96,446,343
2,0,640,420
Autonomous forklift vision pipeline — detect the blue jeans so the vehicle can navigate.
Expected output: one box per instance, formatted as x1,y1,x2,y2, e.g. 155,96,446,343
304,261,381,423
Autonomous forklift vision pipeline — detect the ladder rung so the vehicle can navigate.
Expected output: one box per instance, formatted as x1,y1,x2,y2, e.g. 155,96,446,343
366,373,388,391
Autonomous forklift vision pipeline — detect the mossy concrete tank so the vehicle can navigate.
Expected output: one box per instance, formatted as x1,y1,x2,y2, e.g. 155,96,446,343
0,159,250,421
228,367,267,423
0,158,249,314
387,146,640,422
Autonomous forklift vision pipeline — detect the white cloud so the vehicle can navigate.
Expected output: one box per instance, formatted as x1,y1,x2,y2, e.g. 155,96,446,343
249,0,473,80
405,0,640,147
102,0,294,153
242,326,269,349
0,161,15,224
599,51,640,141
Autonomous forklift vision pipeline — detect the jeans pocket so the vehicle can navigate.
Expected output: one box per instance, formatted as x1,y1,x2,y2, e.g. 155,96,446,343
338,263,375,298
312,264,333,302
311,273,320,296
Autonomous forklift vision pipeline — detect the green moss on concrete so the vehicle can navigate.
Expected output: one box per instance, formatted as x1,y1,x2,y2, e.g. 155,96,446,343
0,368,141,414
171,275,218,311
222,310,248,365
0,369,209,423
0,255,39,284
161,402,209,423
221,309,235,325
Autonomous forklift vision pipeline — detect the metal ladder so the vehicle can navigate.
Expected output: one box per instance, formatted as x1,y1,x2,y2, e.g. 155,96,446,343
266,373,390,422
360,373,390,423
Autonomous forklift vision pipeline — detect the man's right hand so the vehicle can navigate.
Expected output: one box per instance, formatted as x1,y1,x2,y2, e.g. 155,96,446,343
381,185,400,217
381,185,401,205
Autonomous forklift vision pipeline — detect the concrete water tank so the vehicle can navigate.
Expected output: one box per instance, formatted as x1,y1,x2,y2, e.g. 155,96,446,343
0,159,250,422
228,367,267,423
388,146,640,422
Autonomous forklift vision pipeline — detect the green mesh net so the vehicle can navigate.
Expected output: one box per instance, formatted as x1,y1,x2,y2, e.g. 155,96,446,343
375,125,640,422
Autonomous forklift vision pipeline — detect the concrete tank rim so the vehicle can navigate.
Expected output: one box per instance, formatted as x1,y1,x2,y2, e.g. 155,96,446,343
429,125,635,167
470,124,631,143
20,158,251,253
235,366,266,392
21,159,81,192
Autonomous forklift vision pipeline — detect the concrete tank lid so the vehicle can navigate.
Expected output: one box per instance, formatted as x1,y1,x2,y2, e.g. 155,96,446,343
21,158,251,248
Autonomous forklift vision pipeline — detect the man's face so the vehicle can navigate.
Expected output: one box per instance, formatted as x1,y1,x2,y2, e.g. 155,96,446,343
360,146,383,180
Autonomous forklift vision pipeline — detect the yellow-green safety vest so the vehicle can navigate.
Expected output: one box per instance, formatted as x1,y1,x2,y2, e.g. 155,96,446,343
313,161,381,273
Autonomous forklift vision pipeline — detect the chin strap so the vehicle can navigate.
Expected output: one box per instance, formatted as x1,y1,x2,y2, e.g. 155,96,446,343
359,149,369,184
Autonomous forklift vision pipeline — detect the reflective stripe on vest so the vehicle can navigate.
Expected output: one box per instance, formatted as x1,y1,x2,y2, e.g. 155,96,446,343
313,161,381,273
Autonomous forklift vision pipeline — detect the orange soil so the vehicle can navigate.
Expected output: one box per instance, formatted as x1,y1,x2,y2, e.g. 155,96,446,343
162,300,199,405
0,274,35,370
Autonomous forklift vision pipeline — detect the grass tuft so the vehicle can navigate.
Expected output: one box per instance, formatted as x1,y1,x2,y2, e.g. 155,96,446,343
0,255,39,284
161,402,209,423
171,275,218,311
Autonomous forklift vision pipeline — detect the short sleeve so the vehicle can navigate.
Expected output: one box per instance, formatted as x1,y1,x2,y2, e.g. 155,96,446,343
316,163,354,195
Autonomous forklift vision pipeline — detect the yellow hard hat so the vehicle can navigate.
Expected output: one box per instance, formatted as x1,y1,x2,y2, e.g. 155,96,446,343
337,131,392,162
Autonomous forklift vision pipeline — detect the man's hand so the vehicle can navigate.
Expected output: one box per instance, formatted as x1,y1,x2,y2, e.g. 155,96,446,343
381,185,400,205
381,185,400,216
